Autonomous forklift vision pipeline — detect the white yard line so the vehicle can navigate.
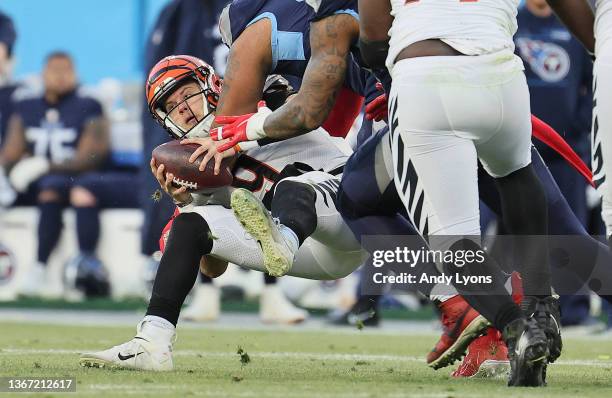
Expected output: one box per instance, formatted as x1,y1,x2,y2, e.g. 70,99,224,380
71,386,461,398
2,348,612,367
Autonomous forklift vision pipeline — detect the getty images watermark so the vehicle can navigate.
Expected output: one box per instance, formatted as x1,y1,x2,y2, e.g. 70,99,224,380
360,234,612,296
370,246,492,286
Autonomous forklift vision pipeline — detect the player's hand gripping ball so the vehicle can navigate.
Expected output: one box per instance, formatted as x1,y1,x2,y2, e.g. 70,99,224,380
152,140,234,192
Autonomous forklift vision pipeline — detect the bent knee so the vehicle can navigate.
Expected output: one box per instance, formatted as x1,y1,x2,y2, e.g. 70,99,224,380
38,189,61,203
70,186,98,207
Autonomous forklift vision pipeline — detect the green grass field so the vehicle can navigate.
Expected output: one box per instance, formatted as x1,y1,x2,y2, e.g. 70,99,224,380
1,321,612,397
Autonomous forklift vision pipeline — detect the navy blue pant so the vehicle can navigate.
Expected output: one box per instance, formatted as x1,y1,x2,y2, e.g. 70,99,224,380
14,171,138,264
338,128,612,304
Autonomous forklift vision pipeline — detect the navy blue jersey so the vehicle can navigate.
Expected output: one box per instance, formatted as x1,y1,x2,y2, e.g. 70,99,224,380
515,9,593,160
0,83,18,145
12,90,103,163
309,0,358,22
220,0,363,95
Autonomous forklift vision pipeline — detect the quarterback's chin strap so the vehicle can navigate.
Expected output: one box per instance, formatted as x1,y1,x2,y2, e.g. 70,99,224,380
531,115,594,187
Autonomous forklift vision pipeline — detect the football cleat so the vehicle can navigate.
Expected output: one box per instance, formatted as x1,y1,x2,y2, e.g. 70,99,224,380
503,317,549,387
181,284,220,322
231,188,296,277
328,296,380,327
18,262,49,298
521,295,562,364
79,321,175,371
259,285,308,324
427,295,490,370
451,327,510,378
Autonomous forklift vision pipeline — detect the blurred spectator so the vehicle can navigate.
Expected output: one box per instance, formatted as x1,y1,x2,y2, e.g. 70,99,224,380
0,10,17,141
515,0,596,327
0,51,136,298
0,10,18,206
141,0,305,323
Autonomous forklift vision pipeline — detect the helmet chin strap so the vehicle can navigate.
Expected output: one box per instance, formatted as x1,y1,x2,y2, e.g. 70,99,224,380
185,113,214,139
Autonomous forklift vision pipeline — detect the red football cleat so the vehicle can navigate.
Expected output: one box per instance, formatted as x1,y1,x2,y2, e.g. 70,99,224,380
451,327,510,378
427,295,490,369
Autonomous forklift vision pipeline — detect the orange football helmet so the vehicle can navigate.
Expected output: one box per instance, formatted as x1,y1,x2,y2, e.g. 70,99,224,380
146,55,221,139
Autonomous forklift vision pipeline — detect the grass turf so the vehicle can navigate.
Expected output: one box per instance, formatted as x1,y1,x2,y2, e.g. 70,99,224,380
1,321,612,397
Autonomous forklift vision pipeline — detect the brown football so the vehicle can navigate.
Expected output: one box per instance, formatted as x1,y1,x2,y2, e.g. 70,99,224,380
152,140,234,192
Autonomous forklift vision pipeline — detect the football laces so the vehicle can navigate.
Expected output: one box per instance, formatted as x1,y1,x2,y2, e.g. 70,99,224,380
172,177,198,191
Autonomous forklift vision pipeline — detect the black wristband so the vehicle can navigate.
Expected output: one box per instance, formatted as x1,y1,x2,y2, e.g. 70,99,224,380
358,38,389,69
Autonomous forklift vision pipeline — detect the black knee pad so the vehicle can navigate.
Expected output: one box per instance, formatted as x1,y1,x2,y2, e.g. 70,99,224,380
273,180,317,214
272,180,318,244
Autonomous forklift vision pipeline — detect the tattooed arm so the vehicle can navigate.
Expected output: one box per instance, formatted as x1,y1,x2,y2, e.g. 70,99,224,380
262,14,359,139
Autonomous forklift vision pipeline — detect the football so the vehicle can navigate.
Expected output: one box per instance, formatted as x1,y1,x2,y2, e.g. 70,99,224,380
152,140,234,192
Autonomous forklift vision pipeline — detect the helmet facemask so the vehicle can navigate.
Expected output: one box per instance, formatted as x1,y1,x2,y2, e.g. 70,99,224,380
149,67,220,139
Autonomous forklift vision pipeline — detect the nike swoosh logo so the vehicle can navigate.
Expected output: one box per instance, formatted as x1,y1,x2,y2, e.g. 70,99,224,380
118,352,144,361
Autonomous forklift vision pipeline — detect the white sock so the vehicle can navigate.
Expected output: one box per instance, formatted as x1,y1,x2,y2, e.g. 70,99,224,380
279,224,299,255
141,315,176,343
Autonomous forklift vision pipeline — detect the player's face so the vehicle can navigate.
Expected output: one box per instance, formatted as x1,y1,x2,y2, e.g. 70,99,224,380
163,81,206,130
43,57,77,96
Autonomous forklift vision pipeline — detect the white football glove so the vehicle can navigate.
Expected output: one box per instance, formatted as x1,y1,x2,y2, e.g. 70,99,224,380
0,165,17,207
9,157,50,193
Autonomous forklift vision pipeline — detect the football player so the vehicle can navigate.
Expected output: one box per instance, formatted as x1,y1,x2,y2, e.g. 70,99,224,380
0,51,118,297
360,1,604,385
202,2,502,373
0,10,18,207
200,0,559,382
206,0,551,382
79,56,366,371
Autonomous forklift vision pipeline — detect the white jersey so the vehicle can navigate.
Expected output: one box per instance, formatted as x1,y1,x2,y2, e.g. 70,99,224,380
596,0,612,53
191,128,351,206
386,0,520,69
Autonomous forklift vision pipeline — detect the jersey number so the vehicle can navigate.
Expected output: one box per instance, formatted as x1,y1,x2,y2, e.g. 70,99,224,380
25,127,77,163
232,155,280,193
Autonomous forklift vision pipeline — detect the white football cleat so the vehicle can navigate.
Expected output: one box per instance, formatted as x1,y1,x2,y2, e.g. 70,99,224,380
260,285,308,324
181,284,220,322
18,262,48,297
231,188,296,277
79,320,175,371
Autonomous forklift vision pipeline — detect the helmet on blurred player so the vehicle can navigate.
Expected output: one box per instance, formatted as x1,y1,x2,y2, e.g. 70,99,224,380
146,55,221,139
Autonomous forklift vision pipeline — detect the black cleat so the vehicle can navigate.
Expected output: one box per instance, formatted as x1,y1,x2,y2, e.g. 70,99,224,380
328,297,379,327
521,296,562,364
503,317,549,387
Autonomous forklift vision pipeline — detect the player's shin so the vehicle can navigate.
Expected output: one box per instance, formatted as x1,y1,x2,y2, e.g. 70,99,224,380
271,180,318,248
146,212,213,326
494,164,551,298
444,239,523,334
